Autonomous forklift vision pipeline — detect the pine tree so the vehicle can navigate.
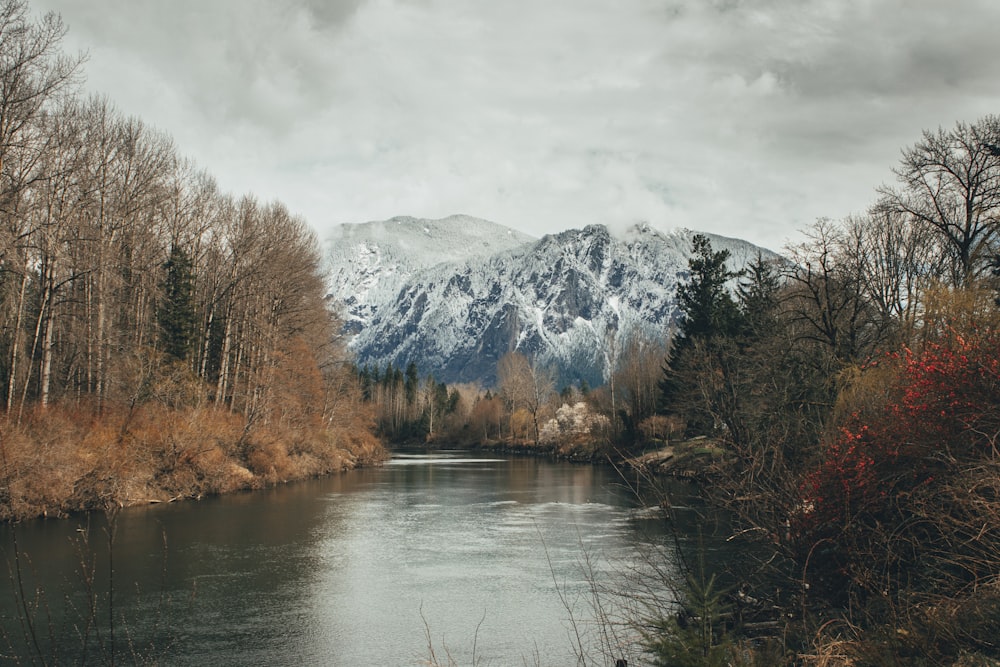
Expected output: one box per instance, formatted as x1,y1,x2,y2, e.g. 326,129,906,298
660,235,744,434
158,244,198,362
737,252,781,339
358,365,373,401
643,557,734,667
404,361,419,406
673,235,743,347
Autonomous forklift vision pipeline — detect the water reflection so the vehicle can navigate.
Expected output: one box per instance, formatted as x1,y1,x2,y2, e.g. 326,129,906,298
1,452,713,665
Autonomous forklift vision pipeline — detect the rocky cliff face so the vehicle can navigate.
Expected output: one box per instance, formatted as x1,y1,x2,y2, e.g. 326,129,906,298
325,215,776,387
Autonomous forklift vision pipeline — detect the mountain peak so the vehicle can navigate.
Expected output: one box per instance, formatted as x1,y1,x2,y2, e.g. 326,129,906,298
329,214,535,270
326,216,778,386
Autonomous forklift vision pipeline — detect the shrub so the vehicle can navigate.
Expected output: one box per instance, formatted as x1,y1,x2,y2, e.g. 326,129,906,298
794,322,1000,657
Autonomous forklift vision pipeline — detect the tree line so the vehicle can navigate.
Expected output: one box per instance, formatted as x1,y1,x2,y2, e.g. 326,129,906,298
356,361,463,441
359,340,664,455
645,116,1000,664
0,0,381,520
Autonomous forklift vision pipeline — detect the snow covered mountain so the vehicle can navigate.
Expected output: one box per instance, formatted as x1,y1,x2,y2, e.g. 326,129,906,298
325,215,777,387
326,215,534,335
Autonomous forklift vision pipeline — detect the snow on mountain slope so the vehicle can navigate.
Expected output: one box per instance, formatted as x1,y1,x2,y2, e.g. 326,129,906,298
325,217,778,387
326,215,535,334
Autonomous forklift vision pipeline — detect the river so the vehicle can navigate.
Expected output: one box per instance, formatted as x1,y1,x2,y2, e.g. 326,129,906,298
1,451,729,666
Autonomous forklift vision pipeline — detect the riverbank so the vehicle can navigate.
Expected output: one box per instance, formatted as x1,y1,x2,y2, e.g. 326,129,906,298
2,451,681,665
421,433,725,482
467,438,608,463
0,402,387,521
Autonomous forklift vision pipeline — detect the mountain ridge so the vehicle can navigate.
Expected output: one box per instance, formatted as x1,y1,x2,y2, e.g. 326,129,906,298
325,216,778,386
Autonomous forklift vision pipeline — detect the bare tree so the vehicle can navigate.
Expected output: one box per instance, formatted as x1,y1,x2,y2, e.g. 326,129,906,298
0,1,83,411
613,332,667,430
497,351,554,445
845,207,936,342
782,219,884,367
497,351,530,438
0,0,84,212
23,99,89,410
878,115,1000,286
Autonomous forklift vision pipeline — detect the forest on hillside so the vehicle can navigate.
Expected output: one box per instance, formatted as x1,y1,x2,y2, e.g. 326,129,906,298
362,115,1000,664
0,0,382,520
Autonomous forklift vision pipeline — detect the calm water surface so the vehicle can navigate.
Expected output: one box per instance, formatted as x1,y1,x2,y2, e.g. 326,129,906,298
1,451,724,665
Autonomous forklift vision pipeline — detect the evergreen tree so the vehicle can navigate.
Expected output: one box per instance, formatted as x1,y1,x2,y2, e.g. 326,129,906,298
660,235,744,434
447,387,461,413
404,361,419,406
673,235,743,348
358,365,373,401
435,381,450,414
158,244,198,362
736,253,781,338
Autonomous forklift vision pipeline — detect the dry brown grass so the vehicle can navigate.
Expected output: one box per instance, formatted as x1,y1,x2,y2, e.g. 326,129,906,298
0,399,386,521
798,640,858,667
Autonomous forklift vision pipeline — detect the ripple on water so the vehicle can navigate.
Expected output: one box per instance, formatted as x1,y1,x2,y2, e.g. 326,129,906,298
0,452,703,666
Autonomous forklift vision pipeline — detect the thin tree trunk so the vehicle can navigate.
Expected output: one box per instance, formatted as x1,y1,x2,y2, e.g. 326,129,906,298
18,262,51,422
6,268,28,412
199,303,214,379
39,261,56,407
214,308,233,404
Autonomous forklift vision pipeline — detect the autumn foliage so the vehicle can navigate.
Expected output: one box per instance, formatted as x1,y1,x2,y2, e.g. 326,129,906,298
0,341,384,521
0,0,391,522
793,313,1000,654
641,117,1000,663
0,400,383,522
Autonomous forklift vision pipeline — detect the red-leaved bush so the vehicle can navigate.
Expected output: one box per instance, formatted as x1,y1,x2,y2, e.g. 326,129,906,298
795,324,1000,619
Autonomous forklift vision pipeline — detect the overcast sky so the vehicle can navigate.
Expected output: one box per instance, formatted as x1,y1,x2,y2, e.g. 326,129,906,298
30,0,1000,251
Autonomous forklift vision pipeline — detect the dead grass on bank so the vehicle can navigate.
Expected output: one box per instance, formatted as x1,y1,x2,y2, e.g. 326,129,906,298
0,401,385,521
796,636,1000,667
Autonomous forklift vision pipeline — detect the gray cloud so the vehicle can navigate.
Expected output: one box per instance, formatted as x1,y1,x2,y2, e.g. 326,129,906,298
31,0,1000,251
